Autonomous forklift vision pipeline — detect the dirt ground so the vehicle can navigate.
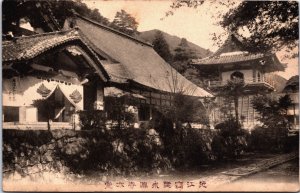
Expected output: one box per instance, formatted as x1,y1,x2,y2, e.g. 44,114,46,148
219,158,299,191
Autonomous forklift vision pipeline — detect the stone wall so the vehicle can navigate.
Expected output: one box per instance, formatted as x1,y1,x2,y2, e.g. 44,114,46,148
3,129,80,181
3,128,247,181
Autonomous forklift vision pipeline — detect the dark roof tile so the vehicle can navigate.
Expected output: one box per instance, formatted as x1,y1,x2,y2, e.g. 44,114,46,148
3,29,81,62
191,52,265,65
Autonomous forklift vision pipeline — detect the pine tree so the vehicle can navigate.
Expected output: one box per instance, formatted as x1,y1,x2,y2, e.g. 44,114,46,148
152,31,173,63
110,9,139,36
174,38,197,61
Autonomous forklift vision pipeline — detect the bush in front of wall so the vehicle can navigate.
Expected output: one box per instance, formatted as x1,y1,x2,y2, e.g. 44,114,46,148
250,94,293,153
250,125,289,152
78,110,107,130
212,117,250,159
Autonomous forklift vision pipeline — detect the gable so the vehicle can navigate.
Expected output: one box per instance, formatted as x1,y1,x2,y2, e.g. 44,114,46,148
214,33,248,56
3,29,109,82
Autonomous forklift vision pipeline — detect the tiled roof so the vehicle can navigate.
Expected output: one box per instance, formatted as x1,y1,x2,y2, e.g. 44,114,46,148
3,29,81,62
2,29,110,81
191,52,265,65
213,33,247,56
191,33,285,72
191,33,265,65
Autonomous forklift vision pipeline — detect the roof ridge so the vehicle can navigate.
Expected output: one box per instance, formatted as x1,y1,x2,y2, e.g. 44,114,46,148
74,13,153,48
213,32,248,56
8,29,76,41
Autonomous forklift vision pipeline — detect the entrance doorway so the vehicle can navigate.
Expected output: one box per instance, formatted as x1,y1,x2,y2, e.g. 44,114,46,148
36,87,75,122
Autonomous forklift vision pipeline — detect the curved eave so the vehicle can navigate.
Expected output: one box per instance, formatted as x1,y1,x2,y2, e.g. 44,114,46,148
3,35,110,82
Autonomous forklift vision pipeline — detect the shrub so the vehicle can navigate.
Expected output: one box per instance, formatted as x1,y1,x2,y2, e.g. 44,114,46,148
158,126,215,168
250,94,292,152
108,128,172,174
104,96,136,130
250,125,288,152
56,128,171,175
213,117,249,159
78,110,106,130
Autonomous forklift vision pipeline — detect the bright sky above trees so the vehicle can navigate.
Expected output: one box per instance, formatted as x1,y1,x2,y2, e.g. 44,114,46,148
83,0,297,79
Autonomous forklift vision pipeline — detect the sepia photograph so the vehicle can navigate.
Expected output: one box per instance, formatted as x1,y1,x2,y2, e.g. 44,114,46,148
2,0,299,191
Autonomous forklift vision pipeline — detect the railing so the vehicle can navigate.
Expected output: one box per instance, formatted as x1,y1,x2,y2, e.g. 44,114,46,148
208,77,275,88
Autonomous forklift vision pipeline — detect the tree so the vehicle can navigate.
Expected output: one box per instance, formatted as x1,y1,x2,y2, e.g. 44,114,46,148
217,78,245,125
3,0,110,35
110,9,139,36
104,96,136,130
168,1,298,55
163,92,208,128
251,94,292,152
32,98,64,131
160,65,209,129
252,94,292,130
50,0,110,26
173,38,197,61
152,31,173,63
171,38,198,75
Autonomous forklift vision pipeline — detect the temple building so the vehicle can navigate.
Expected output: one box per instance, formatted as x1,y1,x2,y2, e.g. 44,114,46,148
281,75,299,132
63,14,212,124
2,10,212,130
191,33,286,130
2,29,109,129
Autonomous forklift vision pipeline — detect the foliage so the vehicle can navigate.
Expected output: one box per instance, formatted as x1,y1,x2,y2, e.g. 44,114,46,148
217,78,245,124
32,98,64,131
252,94,292,129
78,110,107,130
250,126,288,153
167,1,298,55
169,127,214,167
250,94,292,152
105,96,136,130
58,128,171,175
49,0,110,26
221,1,298,53
213,116,249,159
153,122,215,168
152,31,173,63
161,92,209,128
110,9,139,36
3,0,109,35
174,38,197,61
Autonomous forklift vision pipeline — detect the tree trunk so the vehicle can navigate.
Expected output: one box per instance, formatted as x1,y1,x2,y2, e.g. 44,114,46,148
47,119,51,131
234,97,239,125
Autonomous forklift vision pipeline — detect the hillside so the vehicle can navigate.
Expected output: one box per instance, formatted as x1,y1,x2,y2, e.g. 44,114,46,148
137,29,212,59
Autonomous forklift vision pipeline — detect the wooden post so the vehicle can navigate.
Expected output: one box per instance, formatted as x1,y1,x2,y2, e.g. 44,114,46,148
19,106,27,123
293,104,297,129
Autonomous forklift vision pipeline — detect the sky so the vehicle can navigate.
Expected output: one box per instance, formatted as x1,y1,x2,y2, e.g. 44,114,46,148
82,0,298,79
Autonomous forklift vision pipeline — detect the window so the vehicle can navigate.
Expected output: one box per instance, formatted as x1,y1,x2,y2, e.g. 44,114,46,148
230,71,244,80
3,106,19,122
138,105,150,121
